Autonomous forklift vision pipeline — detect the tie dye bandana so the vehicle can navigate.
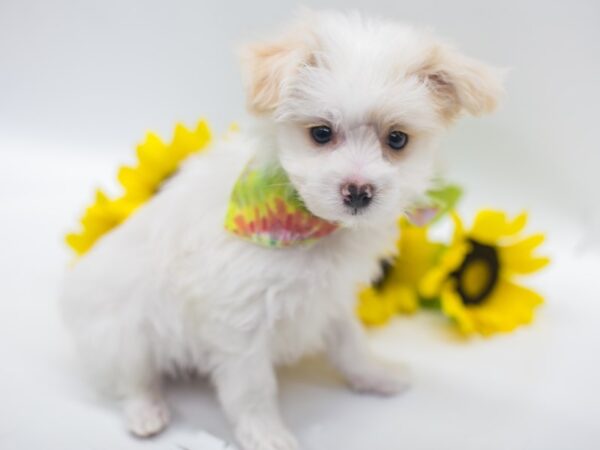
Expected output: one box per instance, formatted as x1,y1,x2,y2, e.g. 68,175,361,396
225,161,339,248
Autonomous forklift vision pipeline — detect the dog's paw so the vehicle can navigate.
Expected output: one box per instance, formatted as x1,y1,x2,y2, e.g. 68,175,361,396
235,415,298,450
346,361,410,397
125,396,170,438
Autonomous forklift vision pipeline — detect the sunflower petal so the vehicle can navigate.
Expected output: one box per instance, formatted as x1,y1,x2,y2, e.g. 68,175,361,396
420,241,469,298
499,233,550,274
503,233,545,253
380,282,419,314
420,267,447,298
390,221,442,286
471,210,528,244
450,211,465,243
136,132,167,170
440,283,476,335
194,119,212,147
172,122,211,159
117,166,156,199
65,233,92,255
357,286,396,326
505,256,550,275
171,124,195,156
468,279,544,335
94,189,109,204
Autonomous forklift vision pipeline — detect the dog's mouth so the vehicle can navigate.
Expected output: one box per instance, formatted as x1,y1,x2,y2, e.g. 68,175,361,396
345,205,369,216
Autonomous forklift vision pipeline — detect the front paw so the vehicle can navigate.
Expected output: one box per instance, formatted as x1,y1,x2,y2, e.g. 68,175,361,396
345,361,410,397
125,396,170,438
235,415,298,450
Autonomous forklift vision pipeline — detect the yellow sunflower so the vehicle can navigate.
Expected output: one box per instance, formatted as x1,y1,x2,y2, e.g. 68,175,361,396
66,120,212,256
118,120,211,201
65,191,138,255
419,210,550,336
357,218,444,326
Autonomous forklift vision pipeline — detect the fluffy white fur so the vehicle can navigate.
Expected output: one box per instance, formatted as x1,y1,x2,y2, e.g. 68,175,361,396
61,10,502,450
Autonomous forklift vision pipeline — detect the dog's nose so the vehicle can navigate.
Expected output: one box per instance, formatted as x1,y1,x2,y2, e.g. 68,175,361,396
341,182,374,210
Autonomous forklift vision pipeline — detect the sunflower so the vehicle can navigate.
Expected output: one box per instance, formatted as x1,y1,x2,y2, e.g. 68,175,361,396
66,120,212,256
65,190,138,255
419,210,550,336
357,183,461,326
357,218,444,325
117,120,211,201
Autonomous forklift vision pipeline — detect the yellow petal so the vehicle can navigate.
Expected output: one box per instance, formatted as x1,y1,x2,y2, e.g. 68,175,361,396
172,122,211,159
420,267,449,298
357,286,396,326
172,124,194,156
117,166,156,199
391,221,442,286
395,285,419,313
438,276,545,337
482,279,544,310
65,233,92,255
505,256,550,275
380,282,419,314
499,233,550,274
468,279,544,335
67,193,140,256
419,241,469,298
194,119,212,145
450,211,465,243
440,283,476,335
502,233,544,253
94,189,109,204
136,132,168,170
471,210,527,244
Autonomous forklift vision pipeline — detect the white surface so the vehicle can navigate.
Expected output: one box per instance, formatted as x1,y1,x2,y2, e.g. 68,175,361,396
1,0,600,449
1,143,599,450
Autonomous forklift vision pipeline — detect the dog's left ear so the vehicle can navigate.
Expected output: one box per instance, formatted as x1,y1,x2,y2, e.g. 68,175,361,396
417,43,505,121
239,21,315,115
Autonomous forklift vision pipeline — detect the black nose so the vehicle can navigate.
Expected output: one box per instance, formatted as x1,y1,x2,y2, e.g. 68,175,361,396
341,183,374,210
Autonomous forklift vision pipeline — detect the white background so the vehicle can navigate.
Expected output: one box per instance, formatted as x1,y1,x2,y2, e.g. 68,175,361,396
1,1,599,449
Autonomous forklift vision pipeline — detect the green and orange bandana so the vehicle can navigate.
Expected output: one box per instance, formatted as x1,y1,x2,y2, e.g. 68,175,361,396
224,161,339,247
225,159,461,249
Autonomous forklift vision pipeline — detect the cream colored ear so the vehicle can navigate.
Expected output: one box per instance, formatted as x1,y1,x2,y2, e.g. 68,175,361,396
239,25,314,114
419,44,505,121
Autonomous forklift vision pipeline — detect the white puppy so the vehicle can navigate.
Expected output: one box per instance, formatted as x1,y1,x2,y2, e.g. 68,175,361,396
61,10,502,450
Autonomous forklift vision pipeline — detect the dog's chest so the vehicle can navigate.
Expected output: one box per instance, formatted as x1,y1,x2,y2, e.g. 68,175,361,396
266,277,342,365
260,242,380,365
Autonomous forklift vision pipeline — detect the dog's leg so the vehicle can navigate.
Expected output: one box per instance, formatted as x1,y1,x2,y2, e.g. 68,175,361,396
212,345,298,450
123,383,170,438
119,344,170,437
325,312,409,396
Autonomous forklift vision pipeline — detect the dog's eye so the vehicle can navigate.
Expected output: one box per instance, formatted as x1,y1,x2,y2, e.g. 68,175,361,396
387,131,408,151
310,126,333,145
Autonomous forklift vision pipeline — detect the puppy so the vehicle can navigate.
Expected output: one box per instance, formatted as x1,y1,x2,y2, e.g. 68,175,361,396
61,10,502,450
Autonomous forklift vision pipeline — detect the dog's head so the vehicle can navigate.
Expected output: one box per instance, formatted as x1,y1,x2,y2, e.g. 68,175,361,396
241,11,503,227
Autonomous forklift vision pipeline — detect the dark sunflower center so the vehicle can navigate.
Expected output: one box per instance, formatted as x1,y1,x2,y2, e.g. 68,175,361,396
450,239,499,306
373,258,395,289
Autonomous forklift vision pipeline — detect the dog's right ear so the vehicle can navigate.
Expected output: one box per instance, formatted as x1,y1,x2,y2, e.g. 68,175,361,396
239,22,315,115
416,42,505,122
